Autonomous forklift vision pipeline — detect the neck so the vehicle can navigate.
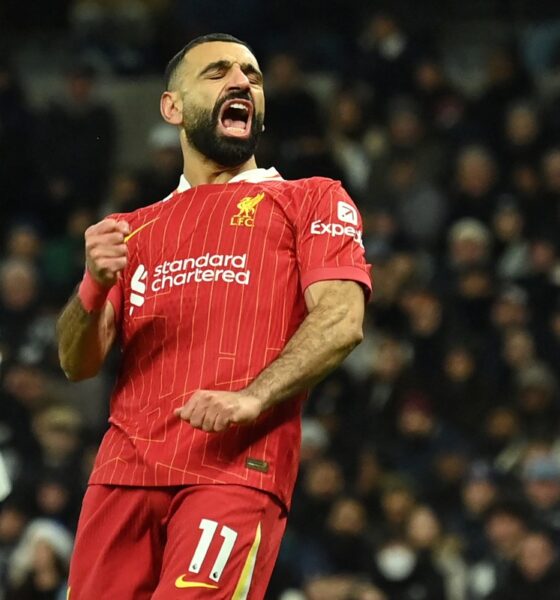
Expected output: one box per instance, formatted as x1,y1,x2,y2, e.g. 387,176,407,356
180,132,258,187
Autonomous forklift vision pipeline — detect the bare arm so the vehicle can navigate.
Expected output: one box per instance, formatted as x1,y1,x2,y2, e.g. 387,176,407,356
57,298,116,381
177,279,365,432
246,279,365,409
56,218,129,381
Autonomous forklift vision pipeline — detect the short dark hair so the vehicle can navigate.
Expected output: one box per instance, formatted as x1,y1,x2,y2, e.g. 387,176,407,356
164,33,254,90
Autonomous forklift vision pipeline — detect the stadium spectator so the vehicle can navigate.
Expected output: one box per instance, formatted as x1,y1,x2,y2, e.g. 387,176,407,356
468,501,529,599
5,519,72,600
489,530,560,600
370,536,446,600
136,123,182,205
521,456,560,533
36,62,116,230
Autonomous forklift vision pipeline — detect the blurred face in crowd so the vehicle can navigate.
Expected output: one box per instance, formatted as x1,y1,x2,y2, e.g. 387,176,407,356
389,109,423,146
37,480,71,518
415,61,443,92
485,510,527,558
369,14,399,41
518,533,556,581
0,260,37,311
381,486,416,526
518,383,554,414
67,207,94,239
434,451,469,486
457,269,493,299
524,476,560,510
0,506,27,544
530,239,557,273
492,205,524,243
6,225,41,261
406,505,441,549
165,41,265,167
388,158,418,192
462,477,497,516
449,235,489,267
305,459,344,500
405,290,442,336
484,407,520,445
266,53,300,90
332,92,364,137
512,164,540,197
372,337,409,381
505,104,539,147
33,409,82,463
503,328,535,369
355,449,383,496
491,295,528,330
397,401,435,439
373,253,416,304
456,148,496,198
3,364,47,410
327,498,367,536
542,149,560,192
444,347,475,382
32,539,63,572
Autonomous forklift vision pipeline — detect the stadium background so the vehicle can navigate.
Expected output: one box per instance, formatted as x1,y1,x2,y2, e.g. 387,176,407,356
2,1,560,598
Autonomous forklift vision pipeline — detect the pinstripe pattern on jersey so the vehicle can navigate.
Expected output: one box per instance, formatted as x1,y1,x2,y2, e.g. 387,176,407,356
90,176,371,508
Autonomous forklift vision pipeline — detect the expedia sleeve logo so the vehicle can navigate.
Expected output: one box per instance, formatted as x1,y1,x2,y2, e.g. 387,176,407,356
230,192,265,227
310,201,363,246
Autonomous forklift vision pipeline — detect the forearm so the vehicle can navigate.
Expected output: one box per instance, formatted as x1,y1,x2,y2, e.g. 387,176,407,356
246,303,363,411
56,294,113,381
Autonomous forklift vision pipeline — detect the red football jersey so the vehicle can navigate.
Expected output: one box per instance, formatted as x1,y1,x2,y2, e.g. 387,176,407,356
89,168,371,508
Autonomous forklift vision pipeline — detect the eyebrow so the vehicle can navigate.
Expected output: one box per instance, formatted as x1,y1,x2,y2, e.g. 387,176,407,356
198,60,263,82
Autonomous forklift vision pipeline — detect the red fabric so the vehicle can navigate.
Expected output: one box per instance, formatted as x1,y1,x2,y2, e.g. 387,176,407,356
90,177,371,508
69,484,286,600
77,269,111,312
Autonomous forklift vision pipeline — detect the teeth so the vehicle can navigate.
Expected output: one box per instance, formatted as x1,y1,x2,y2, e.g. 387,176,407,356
230,103,248,111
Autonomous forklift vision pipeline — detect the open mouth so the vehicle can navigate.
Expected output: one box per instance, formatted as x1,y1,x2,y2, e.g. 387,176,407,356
218,98,253,138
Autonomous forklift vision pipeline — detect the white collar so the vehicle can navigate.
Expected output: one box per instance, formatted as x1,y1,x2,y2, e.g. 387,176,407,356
177,167,282,192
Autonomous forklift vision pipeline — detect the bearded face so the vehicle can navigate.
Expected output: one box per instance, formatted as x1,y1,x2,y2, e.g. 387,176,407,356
182,90,264,167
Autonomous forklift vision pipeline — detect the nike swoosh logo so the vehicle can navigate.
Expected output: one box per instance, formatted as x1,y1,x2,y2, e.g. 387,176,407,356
124,218,159,243
174,576,219,590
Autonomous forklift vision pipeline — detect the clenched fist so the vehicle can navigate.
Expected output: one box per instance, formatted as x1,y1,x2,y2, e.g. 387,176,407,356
85,219,130,287
175,390,264,433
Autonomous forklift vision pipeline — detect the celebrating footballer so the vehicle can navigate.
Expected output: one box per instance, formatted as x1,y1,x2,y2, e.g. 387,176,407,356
57,33,371,599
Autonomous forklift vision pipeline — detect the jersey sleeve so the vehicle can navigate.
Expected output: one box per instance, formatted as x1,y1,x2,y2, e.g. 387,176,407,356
295,180,372,299
107,279,124,325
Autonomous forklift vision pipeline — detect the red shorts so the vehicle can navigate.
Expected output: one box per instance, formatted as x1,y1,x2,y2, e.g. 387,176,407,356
68,484,287,600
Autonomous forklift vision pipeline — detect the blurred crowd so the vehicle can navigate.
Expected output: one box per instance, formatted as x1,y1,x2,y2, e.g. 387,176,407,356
3,2,560,599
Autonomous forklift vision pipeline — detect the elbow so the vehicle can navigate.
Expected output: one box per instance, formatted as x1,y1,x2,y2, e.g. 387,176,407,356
59,355,98,382
346,324,364,349
338,317,364,351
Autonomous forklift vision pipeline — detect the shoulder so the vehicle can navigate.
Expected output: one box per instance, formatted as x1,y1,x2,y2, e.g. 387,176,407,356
105,189,179,228
275,176,342,193
269,177,345,208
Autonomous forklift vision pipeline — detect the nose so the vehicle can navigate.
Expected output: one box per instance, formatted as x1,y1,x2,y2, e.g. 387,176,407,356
226,64,251,92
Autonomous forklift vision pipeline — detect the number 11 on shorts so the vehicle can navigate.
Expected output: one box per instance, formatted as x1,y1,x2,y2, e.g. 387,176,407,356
189,518,238,582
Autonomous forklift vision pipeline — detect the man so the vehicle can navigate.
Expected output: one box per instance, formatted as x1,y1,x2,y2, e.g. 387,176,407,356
57,33,371,599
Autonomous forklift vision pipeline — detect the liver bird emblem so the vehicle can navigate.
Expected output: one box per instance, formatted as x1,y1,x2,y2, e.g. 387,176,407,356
230,192,265,227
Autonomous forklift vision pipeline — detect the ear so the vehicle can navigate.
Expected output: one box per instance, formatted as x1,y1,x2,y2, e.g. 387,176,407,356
160,91,183,126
